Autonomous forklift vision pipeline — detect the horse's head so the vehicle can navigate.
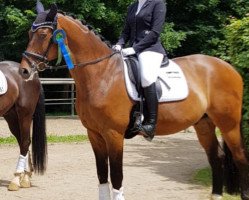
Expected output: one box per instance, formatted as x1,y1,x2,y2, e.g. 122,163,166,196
20,1,58,79
21,1,114,79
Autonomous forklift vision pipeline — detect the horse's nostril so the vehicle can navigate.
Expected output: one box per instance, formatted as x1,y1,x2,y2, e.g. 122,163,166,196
22,68,29,74
19,67,31,79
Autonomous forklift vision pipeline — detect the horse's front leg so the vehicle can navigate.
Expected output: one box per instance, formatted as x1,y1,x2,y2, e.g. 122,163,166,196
88,129,125,200
88,129,111,200
4,111,33,191
105,130,125,200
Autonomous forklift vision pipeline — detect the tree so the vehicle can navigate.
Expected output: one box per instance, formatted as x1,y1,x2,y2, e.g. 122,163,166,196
224,16,249,148
0,1,35,60
165,0,249,56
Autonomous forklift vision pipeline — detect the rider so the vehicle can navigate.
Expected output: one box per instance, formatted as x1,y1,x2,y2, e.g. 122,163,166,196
113,0,167,141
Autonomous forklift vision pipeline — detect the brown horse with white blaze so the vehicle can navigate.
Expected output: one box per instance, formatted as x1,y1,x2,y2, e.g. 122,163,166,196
20,3,249,200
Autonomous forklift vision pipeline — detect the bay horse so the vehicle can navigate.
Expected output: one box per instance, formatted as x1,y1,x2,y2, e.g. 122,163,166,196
20,3,249,200
0,61,47,191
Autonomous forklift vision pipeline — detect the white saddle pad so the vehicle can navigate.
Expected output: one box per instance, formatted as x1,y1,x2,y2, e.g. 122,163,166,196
123,59,189,102
0,70,7,95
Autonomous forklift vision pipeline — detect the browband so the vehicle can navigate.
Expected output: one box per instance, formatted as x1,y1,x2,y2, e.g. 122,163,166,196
31,22,53,32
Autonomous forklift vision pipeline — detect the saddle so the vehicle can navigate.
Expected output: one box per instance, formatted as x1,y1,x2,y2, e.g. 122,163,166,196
124,55,169,100
123,55,188,139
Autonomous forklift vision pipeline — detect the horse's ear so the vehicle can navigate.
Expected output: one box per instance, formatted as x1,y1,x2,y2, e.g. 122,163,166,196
46,4,58,22
36,0,45,14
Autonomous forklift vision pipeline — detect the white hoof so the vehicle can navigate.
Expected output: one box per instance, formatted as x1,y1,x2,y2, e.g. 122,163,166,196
8,173,22,191
99,182,111,200
113,187,125,200
211,194,222,200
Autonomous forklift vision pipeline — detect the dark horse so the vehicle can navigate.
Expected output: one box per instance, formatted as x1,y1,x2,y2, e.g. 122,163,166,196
20,3,249,200
0,61,47,191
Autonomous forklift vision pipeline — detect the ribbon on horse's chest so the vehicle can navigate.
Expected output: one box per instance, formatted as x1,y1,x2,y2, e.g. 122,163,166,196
53,29,74,70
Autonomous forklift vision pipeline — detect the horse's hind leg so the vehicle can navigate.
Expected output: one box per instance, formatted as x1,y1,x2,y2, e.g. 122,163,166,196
219,123,249,200
194,116,224,200
4,109,33,191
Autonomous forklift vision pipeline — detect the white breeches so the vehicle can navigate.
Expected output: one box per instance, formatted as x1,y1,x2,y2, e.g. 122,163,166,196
138,51,164,87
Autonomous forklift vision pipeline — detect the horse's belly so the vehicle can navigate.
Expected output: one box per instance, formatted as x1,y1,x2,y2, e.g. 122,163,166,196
156,122,194,135
156,107,208,136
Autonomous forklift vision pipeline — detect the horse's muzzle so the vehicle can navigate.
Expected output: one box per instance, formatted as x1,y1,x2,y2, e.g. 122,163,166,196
19,66,34,80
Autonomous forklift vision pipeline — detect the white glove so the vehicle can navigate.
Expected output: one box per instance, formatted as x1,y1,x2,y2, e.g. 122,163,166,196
122,47,136,56
112,45,122,52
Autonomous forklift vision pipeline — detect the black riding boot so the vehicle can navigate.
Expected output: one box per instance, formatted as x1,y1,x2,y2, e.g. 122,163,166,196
140,83,158,141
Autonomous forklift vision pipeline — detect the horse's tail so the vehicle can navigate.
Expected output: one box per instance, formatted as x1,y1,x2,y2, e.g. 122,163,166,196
32,86,47,174
223,142,240,194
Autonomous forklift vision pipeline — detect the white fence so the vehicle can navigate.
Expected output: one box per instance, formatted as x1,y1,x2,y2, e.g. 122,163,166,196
40,78,76,116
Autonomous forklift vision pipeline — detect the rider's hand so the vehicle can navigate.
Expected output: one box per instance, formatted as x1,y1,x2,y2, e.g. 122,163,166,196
122,47,136,56
112,45,122,52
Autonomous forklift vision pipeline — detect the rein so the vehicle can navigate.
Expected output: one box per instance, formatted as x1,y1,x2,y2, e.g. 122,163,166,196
47,51,119,70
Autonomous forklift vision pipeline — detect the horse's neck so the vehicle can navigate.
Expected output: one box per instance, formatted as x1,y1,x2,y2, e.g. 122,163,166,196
58,15,124,100
58,15,111,65
67,32,114,85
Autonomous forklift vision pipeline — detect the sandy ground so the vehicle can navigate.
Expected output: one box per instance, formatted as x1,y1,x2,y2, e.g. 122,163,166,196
0,117,212,200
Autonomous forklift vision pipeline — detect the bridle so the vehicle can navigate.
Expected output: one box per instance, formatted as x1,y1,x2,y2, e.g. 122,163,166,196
22,40,54,72
22,15,118,72
22,20,57,72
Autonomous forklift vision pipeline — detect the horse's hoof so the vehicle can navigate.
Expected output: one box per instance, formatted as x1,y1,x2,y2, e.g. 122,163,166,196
20,177,31,188
20,172,31,188
210,194,222,200
8,183,19,191
8,179,20,191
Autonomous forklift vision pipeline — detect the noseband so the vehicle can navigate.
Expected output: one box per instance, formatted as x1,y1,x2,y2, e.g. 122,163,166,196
22,47,51,72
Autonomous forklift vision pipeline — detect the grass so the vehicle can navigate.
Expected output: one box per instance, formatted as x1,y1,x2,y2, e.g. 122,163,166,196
192,167,212,187
0,134,88,145
46,134,88,143
193,167,240,200
0,136,17,144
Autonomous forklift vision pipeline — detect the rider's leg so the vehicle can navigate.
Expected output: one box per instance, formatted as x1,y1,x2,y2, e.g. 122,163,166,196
138,51,163,141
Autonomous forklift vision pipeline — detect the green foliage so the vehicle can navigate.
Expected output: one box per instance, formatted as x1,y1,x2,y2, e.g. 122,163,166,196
225,17,249,69
4,6,30,38
166,0,248,56
0,0,247,60
224,16,249,150
160,23,186,55
0,3,35,60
